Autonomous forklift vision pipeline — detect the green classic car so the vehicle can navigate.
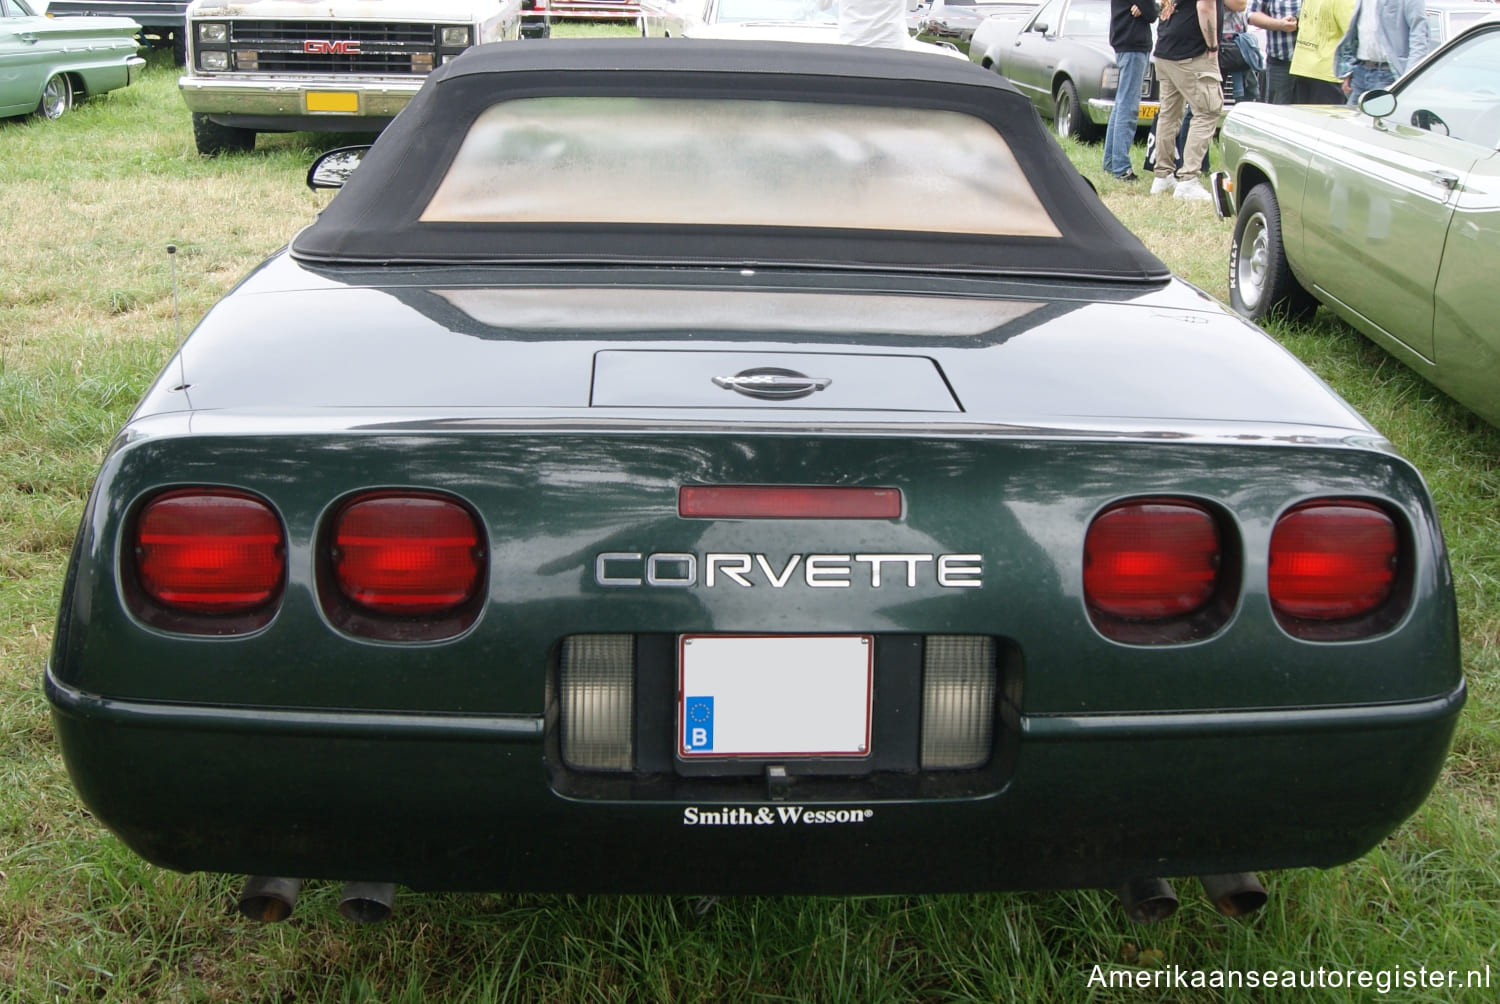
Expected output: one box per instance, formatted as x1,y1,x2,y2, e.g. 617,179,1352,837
0,0,143,119
1214,15,1500,428
49,39,1463,926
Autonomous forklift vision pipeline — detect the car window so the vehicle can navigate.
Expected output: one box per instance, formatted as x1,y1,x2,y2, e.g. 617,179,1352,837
1395,28,1500,149
421,96,1062,238
1027,0,1065,31
1062,0,1109,36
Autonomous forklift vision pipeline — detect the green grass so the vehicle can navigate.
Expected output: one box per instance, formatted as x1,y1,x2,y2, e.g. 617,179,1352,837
2,41,1498,1003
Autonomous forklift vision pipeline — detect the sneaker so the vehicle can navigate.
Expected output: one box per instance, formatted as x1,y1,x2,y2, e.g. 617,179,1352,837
1172,179,1213,203
1112,170,1140,181
1149,175,1175,195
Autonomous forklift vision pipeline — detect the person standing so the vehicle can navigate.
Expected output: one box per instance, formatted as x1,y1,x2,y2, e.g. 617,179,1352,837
1336,0,1430,104
1288,0,1354,102
1248,0,1301,103
1150,0,1222,202
1104,0,1159,180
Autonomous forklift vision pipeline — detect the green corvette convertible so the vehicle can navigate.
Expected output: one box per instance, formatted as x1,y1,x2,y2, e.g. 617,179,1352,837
49,39,1463,925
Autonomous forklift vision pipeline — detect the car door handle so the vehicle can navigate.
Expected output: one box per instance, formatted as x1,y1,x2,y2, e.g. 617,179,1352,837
19,32,40,44
1427,170,1460,189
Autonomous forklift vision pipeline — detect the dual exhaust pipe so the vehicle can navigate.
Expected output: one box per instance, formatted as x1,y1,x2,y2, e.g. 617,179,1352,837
237,876,396,925
1117,872,1268,924
240,871,1265,926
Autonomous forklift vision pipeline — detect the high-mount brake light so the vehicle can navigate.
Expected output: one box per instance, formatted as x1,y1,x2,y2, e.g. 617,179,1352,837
1269,500,1398,621
134,489,285,613
332,493,485,614
1084,499,1221,620
679,485,902,520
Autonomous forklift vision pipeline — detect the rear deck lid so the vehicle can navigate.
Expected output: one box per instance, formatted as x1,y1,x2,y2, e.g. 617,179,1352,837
591,350,961,411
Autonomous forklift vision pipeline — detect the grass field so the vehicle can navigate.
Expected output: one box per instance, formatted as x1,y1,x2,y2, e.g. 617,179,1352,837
1,37,1497,1003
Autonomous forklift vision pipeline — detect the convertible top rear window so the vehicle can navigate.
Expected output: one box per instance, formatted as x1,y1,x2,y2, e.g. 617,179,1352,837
421,98,1061,238
291,39,1168,282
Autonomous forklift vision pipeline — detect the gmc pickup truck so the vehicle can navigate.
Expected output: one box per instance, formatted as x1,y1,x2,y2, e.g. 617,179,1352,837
179,0,527,155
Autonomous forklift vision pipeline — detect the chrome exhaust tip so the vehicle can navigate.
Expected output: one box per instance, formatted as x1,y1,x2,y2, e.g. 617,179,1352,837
1116,877,1179,924
1199,872,1268,917
338,881,397,924
237,876,302,923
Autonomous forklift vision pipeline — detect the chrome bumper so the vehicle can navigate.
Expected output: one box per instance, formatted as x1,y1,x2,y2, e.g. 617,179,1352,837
1210,171,1235,218
179,75,424,120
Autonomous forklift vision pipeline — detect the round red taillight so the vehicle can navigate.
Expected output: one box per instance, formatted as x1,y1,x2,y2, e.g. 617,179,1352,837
1084,499,1221,619
331,494,484,614
1269,500,1398,621
134,489,285,613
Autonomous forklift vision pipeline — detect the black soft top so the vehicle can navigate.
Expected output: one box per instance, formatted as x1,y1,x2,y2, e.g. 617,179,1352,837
291,39,1169,282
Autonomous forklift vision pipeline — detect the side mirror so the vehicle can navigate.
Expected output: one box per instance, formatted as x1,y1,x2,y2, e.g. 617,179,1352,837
1358,89,1397,119
306,145,371,191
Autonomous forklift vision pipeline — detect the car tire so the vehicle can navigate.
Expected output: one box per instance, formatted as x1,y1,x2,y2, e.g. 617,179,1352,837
1230,184,1318,323
1053,79,1100,143
192,114,256,156
36,73,72,121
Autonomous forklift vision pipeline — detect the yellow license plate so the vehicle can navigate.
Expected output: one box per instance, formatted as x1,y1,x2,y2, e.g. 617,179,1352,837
306,91,358,113
1139,104,1160,120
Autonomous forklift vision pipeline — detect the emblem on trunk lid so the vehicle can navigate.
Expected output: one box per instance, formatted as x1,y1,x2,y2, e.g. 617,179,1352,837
712,368,831,400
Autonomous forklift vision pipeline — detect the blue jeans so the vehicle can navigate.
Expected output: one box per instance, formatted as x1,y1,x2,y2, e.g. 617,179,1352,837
1103,49,1150,177
1347,62,1397,106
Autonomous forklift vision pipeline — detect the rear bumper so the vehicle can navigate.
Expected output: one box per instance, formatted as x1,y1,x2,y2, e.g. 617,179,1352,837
179,75,423,128
47,663,1464,894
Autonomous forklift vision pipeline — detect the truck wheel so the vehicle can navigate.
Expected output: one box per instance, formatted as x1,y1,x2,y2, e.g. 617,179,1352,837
1229,183,1317,322
37,73,72,120
193,114,255,156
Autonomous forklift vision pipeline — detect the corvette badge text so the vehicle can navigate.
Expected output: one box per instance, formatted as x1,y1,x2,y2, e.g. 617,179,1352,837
596,552,982,588
683,806,875,826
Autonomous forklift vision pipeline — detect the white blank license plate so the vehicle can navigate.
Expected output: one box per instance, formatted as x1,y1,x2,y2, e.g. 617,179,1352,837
678,635,872,758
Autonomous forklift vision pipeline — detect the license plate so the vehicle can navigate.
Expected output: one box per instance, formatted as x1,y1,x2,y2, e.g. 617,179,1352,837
1138,103,1160,120
306,91,358,113
678,635,872,758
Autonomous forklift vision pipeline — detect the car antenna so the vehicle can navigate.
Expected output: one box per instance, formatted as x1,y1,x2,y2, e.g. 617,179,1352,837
167,244,190,394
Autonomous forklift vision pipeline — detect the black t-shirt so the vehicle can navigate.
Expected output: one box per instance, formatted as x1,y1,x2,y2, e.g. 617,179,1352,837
1109,0,1159,53
1154,0,1213,60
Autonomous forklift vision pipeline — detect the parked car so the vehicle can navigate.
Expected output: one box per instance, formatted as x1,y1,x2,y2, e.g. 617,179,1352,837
179,0,527,155
0,0,143,119
1215,15,1500,428
912,0,1040,55
41,1,191,63
641,0,964,53
50,38,1462,924
974,0,1158,140
1426,0,1497,44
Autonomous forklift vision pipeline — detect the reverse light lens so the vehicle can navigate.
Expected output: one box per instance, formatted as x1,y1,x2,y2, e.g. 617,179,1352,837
1270,500,1398,621
679,485,902,519
197,22,228,43
920,635,996,769
1084,499,1220,619
331,493,484,614
559,634,634,771
134,489,285,612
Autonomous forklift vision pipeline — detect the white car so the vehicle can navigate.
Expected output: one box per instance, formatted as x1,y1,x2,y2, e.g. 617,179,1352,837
640,0,964,55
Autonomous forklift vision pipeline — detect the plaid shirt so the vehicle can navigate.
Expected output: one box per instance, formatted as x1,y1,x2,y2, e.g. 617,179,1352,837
1251,0,1303,61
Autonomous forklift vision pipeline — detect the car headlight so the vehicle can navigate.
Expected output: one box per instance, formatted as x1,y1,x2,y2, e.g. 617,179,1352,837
197,22,228,43
200,50,230,71
440,26,472,47
1102,67,1120,91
